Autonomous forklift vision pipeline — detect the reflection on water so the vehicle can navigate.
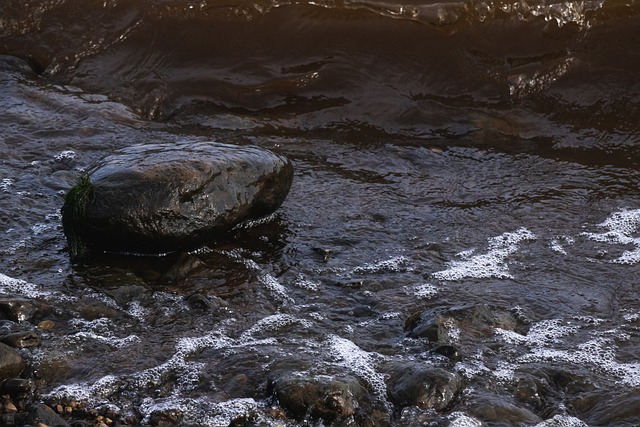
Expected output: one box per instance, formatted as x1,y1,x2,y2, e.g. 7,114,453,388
1,0,640,424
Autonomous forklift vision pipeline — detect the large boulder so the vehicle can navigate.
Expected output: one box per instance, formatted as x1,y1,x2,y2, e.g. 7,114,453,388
62,142,293,258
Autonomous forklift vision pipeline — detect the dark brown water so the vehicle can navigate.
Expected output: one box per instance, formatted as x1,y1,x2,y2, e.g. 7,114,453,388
1,0,640,425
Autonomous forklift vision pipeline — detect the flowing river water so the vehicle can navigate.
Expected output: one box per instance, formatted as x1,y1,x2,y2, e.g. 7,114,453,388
1,0,640,425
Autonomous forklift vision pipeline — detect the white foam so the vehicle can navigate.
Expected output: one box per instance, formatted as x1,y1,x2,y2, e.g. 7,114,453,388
582,208,640,263
152,292,189,317
293,274,321,291
535,414,589,427
493,317,640,387
550,236,574,255
327,335,388,404
448,411,483,427
68,331,140,348
232,255,294,304
47,374,121,403
352,255,412,274
495,319,580,347
519,336,640,386
492,361,516,382
127,300,149,322
433,227,536,280
54,150,77,161
405,283,438,299
1,178,13,192
0,272,50,298
238,314,311,343
68,317,140,348
140,396,260,426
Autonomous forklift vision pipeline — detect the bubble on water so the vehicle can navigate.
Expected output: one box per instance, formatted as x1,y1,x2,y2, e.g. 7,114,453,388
127,300,149,322
535,414,589,427
31,223,55,235
67,317,140,348
405,283,438,299
352,255,412,274
497,317,640,387
495,319,580,347
433,227,536,280
582,208,640,264
54,150,77,161
238,313,311,343
327,335,388,404
550,236,574,255
1,178,13,192
224,250,294,304
153,291,189,317
623,311,640,322
0,272,50,298
68,331,140,348
293,274,321,291
448,411,483,426
2,238,29,255
140,396,260,426
492,361,516,382
47,374,121,403
455,351,491,379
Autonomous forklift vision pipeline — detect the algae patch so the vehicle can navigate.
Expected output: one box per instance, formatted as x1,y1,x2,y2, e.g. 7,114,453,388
61,175,94,259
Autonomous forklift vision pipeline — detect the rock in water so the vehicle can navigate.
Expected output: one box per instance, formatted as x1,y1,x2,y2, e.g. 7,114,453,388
0,343,24,380
61,142,293,258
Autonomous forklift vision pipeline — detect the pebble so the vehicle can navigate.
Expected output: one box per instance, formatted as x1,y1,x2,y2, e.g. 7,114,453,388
37,320,56,330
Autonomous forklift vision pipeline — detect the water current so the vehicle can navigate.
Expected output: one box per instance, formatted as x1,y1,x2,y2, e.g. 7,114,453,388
1,0,640,425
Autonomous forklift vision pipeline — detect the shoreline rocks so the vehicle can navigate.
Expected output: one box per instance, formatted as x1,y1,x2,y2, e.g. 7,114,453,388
61,141,293,258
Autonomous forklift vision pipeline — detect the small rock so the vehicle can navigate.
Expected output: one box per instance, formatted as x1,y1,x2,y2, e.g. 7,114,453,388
385,363,462,410
61,141,293,258
0,299,37,322
3,399,17,413
405,304,527,343
0,378,35,396
0,343,24,380
0,331,40,348
269,374,369,424
469,397,542,425
27,403,72,427
38,320,56,330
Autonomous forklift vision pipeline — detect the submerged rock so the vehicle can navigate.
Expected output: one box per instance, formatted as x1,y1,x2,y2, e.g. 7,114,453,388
268,374,369,424
61,142,293,257
0,343,24,380
385,363,462,410
405,304,527,343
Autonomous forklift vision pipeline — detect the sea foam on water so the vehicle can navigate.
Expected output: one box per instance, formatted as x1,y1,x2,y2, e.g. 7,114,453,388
433,227,536,280
582,208,640,264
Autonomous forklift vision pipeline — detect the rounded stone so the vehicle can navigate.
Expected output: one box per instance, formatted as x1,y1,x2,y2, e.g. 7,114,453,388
0,343,24,380
61,141,293,257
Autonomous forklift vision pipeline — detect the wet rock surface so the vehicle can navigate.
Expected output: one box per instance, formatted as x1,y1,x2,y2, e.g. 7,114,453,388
268,374,372,424
405,304,529,343
61,141,293,258
385,363,462,410
0,343,24,380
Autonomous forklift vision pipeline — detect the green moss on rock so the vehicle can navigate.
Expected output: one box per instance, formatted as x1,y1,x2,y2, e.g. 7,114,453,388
61,175,94,259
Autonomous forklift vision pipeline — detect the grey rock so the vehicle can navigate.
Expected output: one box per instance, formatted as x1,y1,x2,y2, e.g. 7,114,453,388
62,141,293,257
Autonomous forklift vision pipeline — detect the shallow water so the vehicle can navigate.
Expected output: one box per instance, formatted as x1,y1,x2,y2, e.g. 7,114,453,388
1,0,640,425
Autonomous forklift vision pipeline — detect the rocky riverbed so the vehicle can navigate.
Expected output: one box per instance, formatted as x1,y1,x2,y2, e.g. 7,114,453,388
2,0,640,426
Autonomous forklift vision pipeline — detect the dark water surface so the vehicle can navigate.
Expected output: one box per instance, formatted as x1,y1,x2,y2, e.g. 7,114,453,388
1,0,640,425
